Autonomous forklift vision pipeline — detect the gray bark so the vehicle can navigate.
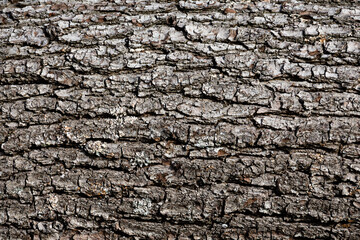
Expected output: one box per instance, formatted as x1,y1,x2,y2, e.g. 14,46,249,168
0,0,360,239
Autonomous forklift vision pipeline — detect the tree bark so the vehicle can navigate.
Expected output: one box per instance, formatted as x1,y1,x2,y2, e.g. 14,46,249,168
0,0,360,239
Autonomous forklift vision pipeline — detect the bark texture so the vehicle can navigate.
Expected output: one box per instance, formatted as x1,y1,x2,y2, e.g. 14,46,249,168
1,0,360,239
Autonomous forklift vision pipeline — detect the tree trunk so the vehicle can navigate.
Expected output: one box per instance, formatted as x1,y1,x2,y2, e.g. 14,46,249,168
0,0,360,239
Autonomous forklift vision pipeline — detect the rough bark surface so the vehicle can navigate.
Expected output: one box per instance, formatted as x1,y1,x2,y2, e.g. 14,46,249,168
0,0,360,239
